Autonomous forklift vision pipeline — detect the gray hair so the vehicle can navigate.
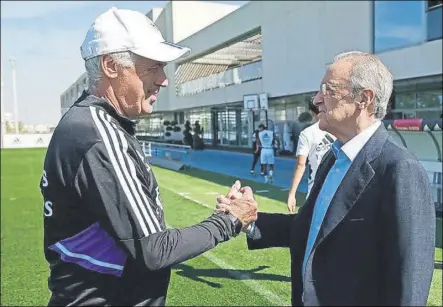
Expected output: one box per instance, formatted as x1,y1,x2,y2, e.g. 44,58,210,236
84,51,138,93
333,51,393,119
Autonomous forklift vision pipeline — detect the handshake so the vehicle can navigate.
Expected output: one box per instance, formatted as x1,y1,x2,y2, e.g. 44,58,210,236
215,180,258,232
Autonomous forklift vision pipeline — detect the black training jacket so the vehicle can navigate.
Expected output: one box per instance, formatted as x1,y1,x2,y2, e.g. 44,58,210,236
40,92,235,306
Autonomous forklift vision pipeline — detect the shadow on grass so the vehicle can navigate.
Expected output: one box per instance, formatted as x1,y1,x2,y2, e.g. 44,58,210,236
435,261,442,270
170,166,443,250
173,263,291,288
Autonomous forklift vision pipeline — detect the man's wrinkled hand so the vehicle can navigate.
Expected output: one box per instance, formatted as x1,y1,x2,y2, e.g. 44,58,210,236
216,185,258,228
215,180,242,213
227,180,242,200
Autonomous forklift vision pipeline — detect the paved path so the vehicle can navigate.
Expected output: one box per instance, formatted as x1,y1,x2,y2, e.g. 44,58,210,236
148,146,308,193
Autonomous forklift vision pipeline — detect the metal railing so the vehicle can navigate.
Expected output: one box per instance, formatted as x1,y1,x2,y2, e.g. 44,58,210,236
382,119,442,216
141,141,193,169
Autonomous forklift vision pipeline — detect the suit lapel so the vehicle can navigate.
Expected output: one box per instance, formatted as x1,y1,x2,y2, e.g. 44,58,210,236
294,151,336,240
306,151,335,206
312,125,390,250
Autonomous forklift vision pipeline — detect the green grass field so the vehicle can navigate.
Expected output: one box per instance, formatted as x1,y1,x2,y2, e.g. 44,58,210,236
1,148,442,306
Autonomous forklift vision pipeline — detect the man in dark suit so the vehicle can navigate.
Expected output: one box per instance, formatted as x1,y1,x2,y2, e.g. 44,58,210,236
217,51,436,306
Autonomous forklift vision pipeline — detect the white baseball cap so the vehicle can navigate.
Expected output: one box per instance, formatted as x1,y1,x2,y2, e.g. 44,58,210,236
80,7,191,62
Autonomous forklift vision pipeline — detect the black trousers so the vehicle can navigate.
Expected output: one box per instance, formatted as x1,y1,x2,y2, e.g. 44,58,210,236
251,151,260,170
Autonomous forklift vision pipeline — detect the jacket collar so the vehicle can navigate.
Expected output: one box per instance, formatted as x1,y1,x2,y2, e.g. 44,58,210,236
75,90,137,135
337,121,382,162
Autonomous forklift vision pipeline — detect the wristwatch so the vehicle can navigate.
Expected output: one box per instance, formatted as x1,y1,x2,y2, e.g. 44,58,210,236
245,222,256,238
227,213,242,237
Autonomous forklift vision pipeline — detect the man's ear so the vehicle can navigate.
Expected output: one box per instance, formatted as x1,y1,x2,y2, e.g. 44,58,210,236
356,88,374,110
101,55,118,79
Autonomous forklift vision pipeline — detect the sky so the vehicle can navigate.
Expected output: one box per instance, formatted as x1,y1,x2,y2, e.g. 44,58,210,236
0,1,430,126
0,0,247,126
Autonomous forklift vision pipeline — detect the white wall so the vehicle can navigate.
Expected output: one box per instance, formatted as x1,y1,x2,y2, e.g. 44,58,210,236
175,1,261,59
155,1,264,112
171,1,241,43
177,79,262,109
154,1,243,113
378,39,442,80
162,1,373,111
261,1,373,97
161,1,442,112
153,4,173,113
3,133,53,149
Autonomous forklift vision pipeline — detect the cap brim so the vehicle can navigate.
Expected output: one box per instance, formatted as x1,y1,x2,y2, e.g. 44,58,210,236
132,41,191,63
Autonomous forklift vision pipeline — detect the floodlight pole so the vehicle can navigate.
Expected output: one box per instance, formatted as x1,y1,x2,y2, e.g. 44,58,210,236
1,54,4,148
10,57,19,134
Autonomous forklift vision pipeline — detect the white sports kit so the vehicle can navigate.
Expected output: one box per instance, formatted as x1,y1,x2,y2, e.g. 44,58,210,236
296,122,335,197
258,130,275,165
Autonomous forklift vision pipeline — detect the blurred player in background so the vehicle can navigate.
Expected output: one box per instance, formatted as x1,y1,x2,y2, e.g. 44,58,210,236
250,129,261,175
287,98,335,213
257,124,276,183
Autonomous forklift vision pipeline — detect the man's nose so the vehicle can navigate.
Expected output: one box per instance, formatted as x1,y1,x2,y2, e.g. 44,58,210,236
313,92,322,106
159,78,168,87
156,69,168,88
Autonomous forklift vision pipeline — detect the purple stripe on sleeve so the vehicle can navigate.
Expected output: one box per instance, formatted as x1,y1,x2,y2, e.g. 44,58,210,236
49,222,127,277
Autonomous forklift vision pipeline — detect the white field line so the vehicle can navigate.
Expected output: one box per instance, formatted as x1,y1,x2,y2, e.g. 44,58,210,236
168,191,289,306
280,188,290,191
256,190,269,193
178,192,211,209
201,251,288,306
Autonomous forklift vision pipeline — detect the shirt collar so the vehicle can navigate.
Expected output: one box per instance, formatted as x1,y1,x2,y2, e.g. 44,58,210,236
76,90,138,135
332,121,381,162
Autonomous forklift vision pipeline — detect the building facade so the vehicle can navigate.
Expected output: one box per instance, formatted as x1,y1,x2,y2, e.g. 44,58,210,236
61,0,443,148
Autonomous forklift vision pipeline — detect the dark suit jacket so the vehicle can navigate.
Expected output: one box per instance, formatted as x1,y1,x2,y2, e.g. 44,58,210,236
248,125,436,306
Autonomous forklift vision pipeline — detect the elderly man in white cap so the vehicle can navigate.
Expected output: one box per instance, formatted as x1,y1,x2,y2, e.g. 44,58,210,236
40,8,257,306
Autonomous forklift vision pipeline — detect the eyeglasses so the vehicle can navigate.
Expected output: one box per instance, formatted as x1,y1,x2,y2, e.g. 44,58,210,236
320,83,334,97
319,82,355,99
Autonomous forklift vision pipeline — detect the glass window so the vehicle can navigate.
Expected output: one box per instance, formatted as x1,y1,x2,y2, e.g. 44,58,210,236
267,108,276,123
417,90,442,109
374,1,426,53
392,86,442,120
214,109,245,146
200,111,212,144
240,111,249,147
186,109,213,144
427,6,442,41
396,92,417,109
137,116,163,138
275,109,286,121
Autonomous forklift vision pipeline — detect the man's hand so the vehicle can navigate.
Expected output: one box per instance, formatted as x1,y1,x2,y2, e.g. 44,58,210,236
215,180,242,214
287,194,296,214
216,183,258,228
227,180,243,201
